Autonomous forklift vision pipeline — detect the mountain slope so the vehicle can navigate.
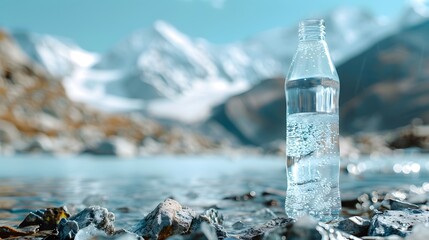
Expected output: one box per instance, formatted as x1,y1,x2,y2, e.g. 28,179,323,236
210,16,429,144
0,30,218,155
339,16,429,132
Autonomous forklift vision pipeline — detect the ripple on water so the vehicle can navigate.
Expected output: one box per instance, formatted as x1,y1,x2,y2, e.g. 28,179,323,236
1,154,429,231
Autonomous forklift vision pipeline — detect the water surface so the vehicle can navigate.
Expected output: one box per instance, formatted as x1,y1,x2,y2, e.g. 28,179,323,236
1,154,429,232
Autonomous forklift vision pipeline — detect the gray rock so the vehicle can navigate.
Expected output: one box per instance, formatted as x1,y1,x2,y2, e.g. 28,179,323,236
380,199,419,211
369,209,429,237
271,216,320,240
69,206,115,235
190,208,227,239
58,218,79,240
167,222,218,240
262,216,358,240
133,198,196,240
74,224,108,240
335,216,370,237
232,221,246,230
201,208,224,225
240,217,294,240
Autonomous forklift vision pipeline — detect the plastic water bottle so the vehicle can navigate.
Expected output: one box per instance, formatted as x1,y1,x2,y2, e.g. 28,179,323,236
285,19,341,222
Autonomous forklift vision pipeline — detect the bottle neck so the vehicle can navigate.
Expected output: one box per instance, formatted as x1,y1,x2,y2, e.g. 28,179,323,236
299,19,325,41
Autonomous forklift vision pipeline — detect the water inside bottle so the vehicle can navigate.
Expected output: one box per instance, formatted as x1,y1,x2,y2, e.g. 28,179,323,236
285,77,341,221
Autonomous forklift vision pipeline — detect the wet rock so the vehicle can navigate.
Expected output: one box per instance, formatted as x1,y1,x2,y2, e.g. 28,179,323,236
74,224,108,240
58,218,79,240
18,206,70,230
240,217,293,240
69,206,115,235
0,225,35,238
224,191,256,201
232,221,246,230
380,199,419,211
335,216,370,237
262,216,357,240
168,222,218,240
369,209,429,237
133,198,196,240
202,208,224,225
190,208,226,239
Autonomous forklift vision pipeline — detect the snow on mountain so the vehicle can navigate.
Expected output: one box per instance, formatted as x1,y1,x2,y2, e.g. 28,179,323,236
10,6,394,122
95,21,237,99
400,0,429,26
11,31,146,112
11,32,99,77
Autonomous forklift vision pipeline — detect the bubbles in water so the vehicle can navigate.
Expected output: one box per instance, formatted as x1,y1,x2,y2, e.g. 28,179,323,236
285,112,341,221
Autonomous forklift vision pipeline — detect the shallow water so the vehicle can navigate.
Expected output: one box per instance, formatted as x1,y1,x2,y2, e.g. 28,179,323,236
1,154,429,233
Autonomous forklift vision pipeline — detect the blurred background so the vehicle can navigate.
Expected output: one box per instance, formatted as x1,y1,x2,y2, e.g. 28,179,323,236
0,0,428,157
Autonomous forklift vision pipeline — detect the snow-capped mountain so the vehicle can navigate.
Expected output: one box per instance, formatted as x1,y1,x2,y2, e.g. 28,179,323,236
12,32,99,77
10,6,392,122
11,32,147,112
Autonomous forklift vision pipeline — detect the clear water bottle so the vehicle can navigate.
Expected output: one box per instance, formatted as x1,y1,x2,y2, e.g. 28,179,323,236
285,19,341,222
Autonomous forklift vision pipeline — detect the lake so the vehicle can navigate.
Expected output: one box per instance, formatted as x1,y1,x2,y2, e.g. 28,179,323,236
1,154,429,233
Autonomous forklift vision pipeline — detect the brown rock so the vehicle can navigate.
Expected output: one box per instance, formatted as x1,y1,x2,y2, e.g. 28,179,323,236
133,198,196,240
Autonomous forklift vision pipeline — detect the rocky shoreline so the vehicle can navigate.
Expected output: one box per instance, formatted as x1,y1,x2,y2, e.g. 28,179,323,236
2,193,429,240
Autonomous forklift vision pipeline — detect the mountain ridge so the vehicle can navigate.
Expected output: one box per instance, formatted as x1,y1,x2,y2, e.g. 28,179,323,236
9,6,389,123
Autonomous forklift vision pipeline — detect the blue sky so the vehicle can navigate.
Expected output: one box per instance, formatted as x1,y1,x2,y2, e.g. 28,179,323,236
0,0,406,52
